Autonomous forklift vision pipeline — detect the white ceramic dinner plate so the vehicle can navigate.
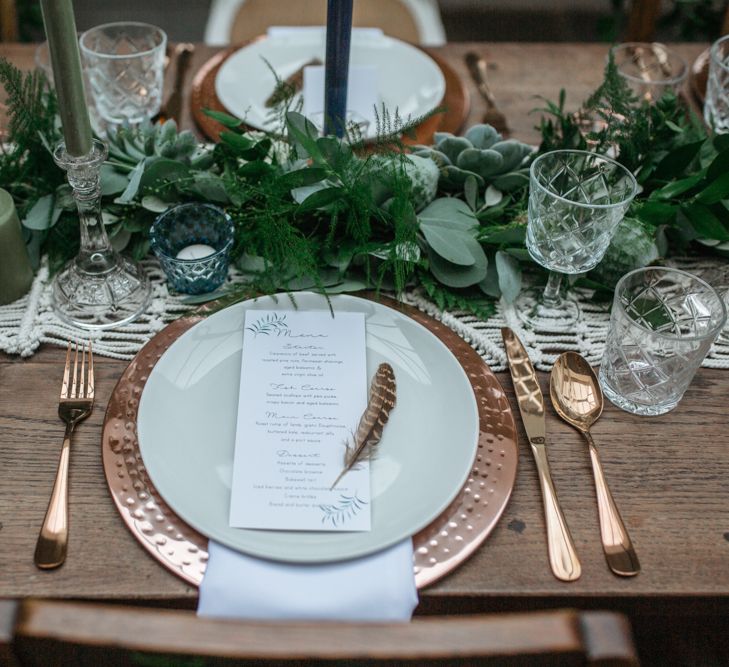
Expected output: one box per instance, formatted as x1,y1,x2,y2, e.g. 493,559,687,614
214,29,446,140
138,293,478,563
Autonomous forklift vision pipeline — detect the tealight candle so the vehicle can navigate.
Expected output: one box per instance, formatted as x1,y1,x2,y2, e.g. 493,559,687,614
176,244,216,260
0,188,34,305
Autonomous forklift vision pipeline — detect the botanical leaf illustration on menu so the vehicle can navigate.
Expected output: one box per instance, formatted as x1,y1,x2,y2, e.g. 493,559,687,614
245,313,288,337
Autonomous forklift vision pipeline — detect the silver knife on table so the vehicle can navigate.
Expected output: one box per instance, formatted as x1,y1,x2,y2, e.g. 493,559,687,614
501,327,581,582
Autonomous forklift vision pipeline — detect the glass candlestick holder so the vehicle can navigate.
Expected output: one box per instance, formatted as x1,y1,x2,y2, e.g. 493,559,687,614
51,139,150,329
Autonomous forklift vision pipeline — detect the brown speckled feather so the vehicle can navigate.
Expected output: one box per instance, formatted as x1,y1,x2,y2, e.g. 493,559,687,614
330,363,396,489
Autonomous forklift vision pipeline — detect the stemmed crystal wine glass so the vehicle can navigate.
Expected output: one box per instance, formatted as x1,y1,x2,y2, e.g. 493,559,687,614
516,149,638,330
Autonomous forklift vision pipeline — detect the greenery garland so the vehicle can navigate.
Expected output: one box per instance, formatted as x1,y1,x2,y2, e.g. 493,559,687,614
1,55,728,316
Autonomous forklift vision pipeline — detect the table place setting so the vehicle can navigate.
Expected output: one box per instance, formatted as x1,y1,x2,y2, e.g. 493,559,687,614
3,0,729,628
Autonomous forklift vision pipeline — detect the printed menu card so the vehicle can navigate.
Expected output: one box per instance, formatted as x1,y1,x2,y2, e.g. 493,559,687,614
230,310,371,531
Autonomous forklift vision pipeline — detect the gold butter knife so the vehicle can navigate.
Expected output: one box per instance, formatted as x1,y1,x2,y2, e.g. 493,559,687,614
501,327,581,582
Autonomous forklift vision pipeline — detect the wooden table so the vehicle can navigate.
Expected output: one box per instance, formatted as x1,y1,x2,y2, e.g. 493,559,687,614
1,43,726,618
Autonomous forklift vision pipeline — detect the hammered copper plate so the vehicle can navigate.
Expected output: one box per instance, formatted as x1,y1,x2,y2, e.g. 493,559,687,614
102,296,517,589
190,43,469,145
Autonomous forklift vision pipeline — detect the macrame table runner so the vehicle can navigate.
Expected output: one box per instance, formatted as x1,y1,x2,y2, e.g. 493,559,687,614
2,257,729,372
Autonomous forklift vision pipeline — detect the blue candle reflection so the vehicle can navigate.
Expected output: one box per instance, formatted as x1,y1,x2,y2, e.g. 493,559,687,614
323,0,353,137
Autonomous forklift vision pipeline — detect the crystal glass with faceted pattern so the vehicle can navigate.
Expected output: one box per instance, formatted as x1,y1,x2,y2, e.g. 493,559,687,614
519,150,637,328
80,22,166,126
599,268,726,415
611,42,687,103
150,203,234,295
705,35,729,133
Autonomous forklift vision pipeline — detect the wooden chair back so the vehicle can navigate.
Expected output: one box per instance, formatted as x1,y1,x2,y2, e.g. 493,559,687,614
2,599,639,666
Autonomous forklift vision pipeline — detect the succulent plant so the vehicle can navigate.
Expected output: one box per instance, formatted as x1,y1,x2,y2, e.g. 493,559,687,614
100,120,221,206
412,124,534,195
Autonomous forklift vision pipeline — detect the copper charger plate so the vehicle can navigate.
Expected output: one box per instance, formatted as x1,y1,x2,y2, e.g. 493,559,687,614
102,295,517,589
190,42,470,145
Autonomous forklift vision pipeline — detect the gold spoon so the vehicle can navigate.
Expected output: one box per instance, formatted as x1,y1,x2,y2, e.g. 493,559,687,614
550,352,640,577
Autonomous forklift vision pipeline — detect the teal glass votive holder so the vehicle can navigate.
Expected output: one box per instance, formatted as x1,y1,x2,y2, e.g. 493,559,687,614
150,203,234,295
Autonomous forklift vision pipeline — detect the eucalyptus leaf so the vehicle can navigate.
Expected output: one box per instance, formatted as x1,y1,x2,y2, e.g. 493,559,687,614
140,158,190,190
237,253,268,273
50,202,63,227
318,279,370,294
291,180,330,204
100,164,129,196
23,194,54,230
110,227,132,252
479,223,526,245
54,184,74,210
428,237,488,288
101,210,120,225
296,186,342,213
419,197,478,231
495,250,522,302
141,195,171,213
191,172,229,203
479,254,501,298
421,225,477,265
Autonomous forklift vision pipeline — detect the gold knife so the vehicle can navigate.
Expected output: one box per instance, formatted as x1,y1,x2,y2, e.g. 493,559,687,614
501,327,581,582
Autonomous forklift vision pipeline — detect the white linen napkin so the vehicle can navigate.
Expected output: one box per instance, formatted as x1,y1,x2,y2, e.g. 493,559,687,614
197,539,418,621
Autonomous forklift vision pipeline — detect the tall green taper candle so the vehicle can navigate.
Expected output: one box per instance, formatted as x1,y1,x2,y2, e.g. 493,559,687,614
39,0,92,157
0,189,34,305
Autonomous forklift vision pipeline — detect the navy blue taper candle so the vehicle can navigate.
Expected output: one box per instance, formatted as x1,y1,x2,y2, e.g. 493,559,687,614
323,0,353,137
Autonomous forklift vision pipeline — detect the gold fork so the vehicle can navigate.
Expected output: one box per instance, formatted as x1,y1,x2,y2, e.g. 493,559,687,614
34,342,94,569
465,51,510,136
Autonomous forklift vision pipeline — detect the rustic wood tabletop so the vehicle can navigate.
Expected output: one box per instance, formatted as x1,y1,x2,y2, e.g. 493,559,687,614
1,42,726,617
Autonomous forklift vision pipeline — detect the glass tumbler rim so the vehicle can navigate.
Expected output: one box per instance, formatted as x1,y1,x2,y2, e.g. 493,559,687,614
710,34,729,73
80,21,167,60
609,42,688,86
150,202,234,264
529,149,638,210
613,266,728,344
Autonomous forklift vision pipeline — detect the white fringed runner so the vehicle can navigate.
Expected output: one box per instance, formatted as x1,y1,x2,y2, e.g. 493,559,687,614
2,257,729,371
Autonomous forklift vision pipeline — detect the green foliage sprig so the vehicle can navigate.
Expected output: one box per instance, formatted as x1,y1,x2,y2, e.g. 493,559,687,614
2,51,725,315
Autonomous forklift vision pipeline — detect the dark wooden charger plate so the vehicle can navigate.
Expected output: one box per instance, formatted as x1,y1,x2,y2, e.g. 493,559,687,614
190,41,469,145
